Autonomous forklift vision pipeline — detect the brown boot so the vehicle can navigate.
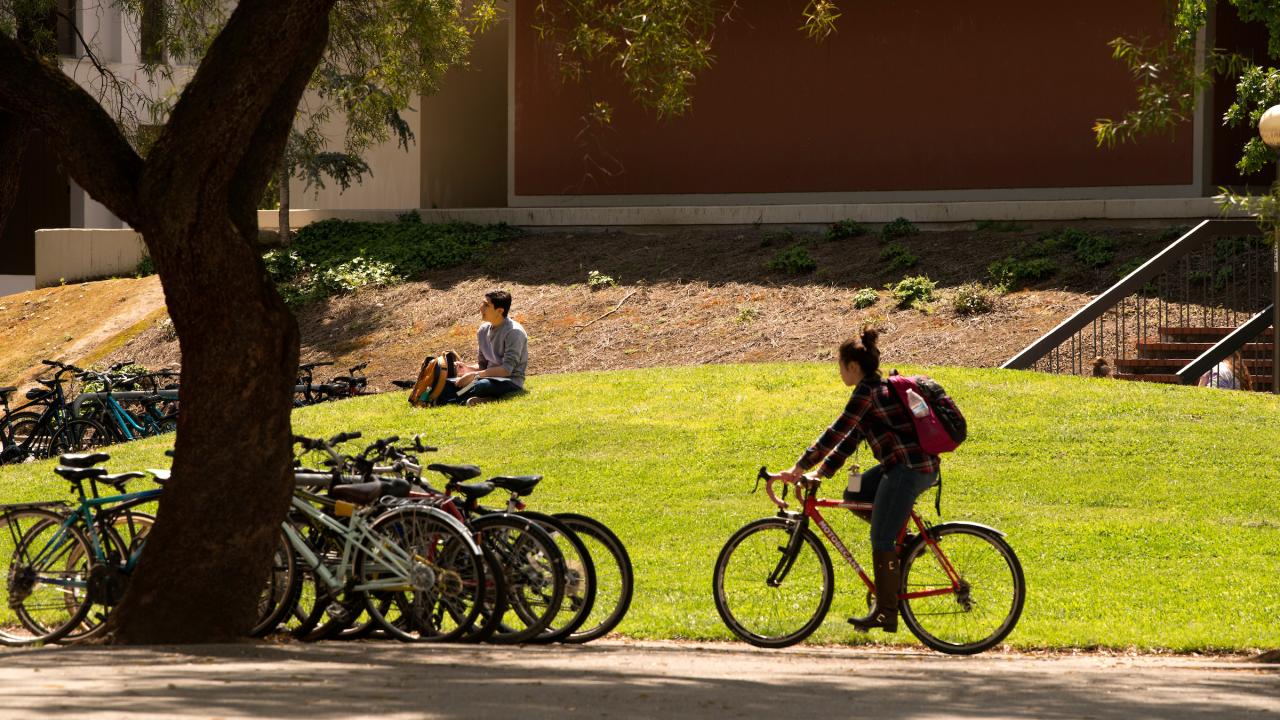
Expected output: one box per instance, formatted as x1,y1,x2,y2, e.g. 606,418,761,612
848,550,901,633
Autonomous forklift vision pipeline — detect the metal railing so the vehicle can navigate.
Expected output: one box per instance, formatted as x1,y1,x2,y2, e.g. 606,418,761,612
1003,220,1273,380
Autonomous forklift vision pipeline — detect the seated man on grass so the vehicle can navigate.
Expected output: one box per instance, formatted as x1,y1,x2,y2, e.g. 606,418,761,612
454,289,528,406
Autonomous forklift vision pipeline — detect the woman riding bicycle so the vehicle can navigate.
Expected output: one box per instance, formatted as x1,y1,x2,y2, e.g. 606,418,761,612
778,328,939,634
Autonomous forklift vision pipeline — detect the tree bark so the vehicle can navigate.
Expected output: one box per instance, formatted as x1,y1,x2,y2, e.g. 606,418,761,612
0,111,32,239
279,158,292,246
0,0,337,643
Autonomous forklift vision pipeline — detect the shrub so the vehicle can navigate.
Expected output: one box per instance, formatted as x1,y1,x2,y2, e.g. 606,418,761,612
1158,224,1190,242
760,230,793,248
826,219,868,241
952,282,999,316
1071,232,1116,267
270,218,520,305
975,220,1026,233
735,306,758,324
852,288,879,309
987,256,1056,288
135,255,155,278
889,275,936,309
587,270,617,290
879,242,919,272
881,217,919,241
767,245,817,275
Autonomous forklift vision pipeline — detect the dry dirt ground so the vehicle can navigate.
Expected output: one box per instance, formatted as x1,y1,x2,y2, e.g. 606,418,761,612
0,640,1275,719
0,224,1176,390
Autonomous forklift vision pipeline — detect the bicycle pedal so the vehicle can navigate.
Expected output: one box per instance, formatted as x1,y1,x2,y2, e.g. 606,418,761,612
847,618,871,633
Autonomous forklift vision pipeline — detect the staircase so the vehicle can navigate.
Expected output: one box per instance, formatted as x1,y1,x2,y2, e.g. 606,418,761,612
1113,326,1275,392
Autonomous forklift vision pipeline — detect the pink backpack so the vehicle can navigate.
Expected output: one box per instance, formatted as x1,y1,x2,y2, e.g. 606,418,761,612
885,374,966,455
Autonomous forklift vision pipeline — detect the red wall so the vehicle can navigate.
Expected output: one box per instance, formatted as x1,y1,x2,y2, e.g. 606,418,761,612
514,0,1193,197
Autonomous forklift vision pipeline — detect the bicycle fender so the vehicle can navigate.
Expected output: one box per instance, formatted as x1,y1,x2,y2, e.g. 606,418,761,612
926,521,1006,538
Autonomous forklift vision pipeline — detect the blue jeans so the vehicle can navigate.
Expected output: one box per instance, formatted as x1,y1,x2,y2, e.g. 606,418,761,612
463,377,522,401
861,463,939,552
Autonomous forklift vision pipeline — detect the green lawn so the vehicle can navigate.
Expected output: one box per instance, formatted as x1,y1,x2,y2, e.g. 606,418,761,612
3,364,1278,652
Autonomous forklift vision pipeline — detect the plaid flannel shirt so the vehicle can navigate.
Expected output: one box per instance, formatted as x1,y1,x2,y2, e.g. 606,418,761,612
795,376,940,478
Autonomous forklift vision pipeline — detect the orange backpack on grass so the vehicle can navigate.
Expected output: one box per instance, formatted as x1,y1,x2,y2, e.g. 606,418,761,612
408,351,458,407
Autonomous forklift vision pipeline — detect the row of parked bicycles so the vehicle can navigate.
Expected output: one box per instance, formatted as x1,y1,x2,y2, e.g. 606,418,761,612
0,432,633,646
0,358,375,464
0,360,180,466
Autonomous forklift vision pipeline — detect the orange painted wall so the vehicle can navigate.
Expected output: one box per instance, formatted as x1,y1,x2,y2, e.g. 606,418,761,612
513,1,1193,197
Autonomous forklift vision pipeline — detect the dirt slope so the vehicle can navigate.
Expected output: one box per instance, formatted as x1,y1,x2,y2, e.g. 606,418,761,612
5,224,1170,392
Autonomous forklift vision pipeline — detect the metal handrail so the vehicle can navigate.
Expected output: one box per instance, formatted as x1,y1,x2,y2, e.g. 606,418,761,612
1002,219,1265,370
1175,304,1275,384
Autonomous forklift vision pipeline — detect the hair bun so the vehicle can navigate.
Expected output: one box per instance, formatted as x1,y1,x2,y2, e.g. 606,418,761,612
860,328,880,352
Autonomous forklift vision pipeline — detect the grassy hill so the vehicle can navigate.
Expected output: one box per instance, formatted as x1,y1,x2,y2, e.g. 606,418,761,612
3,364,1277,652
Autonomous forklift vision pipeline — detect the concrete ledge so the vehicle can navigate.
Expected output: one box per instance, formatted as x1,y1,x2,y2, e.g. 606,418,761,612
258,197,1242,229
35,229,146,288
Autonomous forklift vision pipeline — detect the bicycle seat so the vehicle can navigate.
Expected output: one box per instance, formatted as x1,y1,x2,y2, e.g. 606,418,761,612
25,388,51,401
0,386,15,398
427,463,482,482
329,478,410,505
59,452,111,468
488,475,543,496
101,471,147,488
55,466,107,482
453,481,494,501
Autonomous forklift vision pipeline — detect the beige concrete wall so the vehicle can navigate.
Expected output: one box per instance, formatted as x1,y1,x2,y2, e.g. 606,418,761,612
34,229,147,288
419,5,509,208
287,95,423,211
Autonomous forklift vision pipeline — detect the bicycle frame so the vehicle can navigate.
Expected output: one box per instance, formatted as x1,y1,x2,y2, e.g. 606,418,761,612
15,486,161,597
763,474,965,603
281,490,423,595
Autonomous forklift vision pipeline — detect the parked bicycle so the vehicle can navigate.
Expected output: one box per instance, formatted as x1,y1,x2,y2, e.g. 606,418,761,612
0,360,90,464
713,467,1024,655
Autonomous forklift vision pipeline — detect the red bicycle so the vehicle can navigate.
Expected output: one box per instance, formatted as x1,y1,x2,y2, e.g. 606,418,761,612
713,467,1025,655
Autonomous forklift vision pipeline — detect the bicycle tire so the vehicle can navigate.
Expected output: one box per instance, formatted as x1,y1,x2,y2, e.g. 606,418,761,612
0,507,95,646
713,517,834,649
554,512,634,644
66,510,156,642
249,529,301,637
2,413,52,463
898,523,1025,655
360,505,485,643
519,511,596,644
471,513,566,645
1,411,41,453
51,418,112,454
458,545,508,643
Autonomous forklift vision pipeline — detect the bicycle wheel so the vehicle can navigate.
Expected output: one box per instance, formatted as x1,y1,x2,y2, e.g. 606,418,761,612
67,510,156,641
554,512,633,644
713,517,834,649
360,506,485,642
520,511,596,643
0,507,94,646
3,413,52,462
898,523,1025,655
51,418,112,454
250,530,300,637
458,545,508,643
472,513,566,645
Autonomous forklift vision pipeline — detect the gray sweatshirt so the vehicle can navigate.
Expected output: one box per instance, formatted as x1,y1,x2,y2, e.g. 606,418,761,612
477,318,528,388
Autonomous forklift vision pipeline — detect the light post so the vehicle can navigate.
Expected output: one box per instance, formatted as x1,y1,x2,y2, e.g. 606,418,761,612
1256,105,1280,394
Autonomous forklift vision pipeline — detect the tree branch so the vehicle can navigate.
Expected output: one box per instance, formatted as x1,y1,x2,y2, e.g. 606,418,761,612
144,0,338,207
0,36,144,226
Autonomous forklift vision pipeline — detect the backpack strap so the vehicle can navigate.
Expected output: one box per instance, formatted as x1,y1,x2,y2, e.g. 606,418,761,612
934,470,943,516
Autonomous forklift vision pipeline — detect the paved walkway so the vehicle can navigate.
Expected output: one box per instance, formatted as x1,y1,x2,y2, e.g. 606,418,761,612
0,640,1275,719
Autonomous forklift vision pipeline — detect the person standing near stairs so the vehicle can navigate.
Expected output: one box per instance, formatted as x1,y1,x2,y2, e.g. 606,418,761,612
778,328,940,634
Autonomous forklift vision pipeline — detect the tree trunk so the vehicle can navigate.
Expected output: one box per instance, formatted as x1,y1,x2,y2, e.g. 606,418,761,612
1,0,336,643
0,111,32,236
279,157,291,246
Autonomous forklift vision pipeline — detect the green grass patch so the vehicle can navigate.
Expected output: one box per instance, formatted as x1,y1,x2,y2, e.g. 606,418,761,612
3,365,1278,652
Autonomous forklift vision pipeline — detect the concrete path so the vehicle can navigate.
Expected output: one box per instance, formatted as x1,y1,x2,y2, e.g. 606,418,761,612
0,640,1275,719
